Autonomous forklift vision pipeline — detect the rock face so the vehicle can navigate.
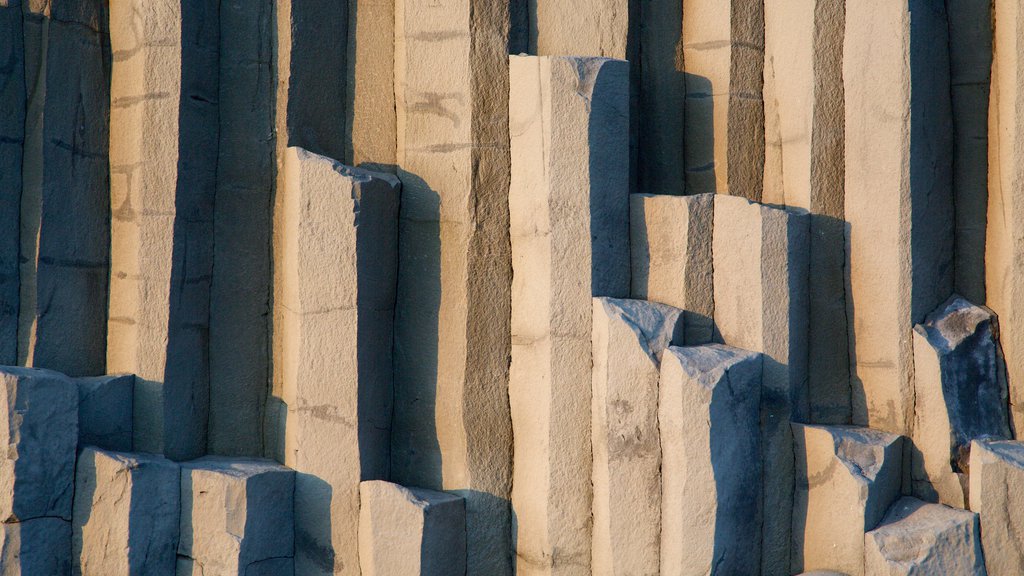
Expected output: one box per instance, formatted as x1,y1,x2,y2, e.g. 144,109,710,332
844,0,954,438
0,3,23,366
178,457,295,574
508,54,630,576
0,517,72,575
912,296,1011,507
864,497,986,576
358,481,466,576
278,148,399,575
791,424,903,576
629,193,715,344
388,0,516,573
72,447,180,574
970,439,1024,575
713,194,809,574
659,344,763,576
591,297,683,575
76,374,133,452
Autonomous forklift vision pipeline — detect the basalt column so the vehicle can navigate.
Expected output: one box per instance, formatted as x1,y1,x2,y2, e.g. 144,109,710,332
0,0,23,365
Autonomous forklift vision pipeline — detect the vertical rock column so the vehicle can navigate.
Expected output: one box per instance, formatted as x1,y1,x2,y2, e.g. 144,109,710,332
508,55,630,576
763,0,849,423
279,148,399,575
107,0,219,461
345,0,396,169
713,194,810,574
682,0,764,198
844,0,953,436
970,439,1024,575
390,0,515,574
864,498,986,575
0,1,22,366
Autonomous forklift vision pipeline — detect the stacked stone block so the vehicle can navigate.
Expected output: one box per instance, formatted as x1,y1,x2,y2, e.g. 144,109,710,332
864,498,986,575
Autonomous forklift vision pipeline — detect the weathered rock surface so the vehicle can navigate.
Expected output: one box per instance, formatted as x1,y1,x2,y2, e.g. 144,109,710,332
508,54,630,576
713,193,809,574
629,193,714,344
845,0,954,437
73,447,180,574
358,480,466,576
76,374,133,452
970,439,1024,575
0,4,23,367
912,296,1010,507
0,517,72,574
592,297,683,575
278,147,399,575
178,457,295,574
791,424,903,576
660,344,763,576
864,497,985,575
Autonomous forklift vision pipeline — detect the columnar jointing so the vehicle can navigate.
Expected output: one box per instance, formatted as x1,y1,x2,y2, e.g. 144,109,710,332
391,0,515,574
0,1,23,366
508,55,630,576
279,148,399,575
844,0,954,437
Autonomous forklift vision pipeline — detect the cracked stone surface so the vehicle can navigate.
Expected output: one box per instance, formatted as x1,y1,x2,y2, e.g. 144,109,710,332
864,497,985,575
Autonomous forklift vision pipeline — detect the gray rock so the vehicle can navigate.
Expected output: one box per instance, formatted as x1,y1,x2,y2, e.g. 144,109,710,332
0,517,72,575
864,497,985,575
76,374,133,452
0,5,23,366
970,439,1024,575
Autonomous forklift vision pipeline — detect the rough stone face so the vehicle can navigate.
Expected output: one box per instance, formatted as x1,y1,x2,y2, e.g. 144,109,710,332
72,447,180,574
76,374,133,452
0,4,23,367
508,55,630,576
0,517,72,575
911,296,1011,507
712,193,809,574
639,0,685,195
682,0,764,198
591,297,683,576
970,439,1024,575
346,0,396,169
178,457,295,573
278,147,399,575
845,0,954,437
659,344,763,576
791,424,903,576
388,0,515,573
864,497,986,575
629,193,714,344
358,481,466,576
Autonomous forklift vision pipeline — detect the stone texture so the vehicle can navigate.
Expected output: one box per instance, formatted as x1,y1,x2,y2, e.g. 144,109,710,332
346,0,396,169
911,296,1011,507
0,517,72,575
639,0,685,195
791,424,903,576
278,148,399,575
629,193,714,344
0,4,23,366
970,439,1024,575
845,0,954,437
682,0,764,198
712,193,809,574
864,497,986,575
508,55,630,576
358,480,466,576
762,0,849,424
659,344,763,576
591,297,683,576
76,374,133,452
389,1,515,574
73,447,180,574
178,457,295,574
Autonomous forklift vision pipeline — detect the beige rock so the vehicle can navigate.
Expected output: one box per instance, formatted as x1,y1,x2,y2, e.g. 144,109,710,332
358,481,466,576
791,424,903,576
508,54,630,576
389,0,516,573
713,193,809,574
682,0,764,198
845,0,954,437
279,147,399,575
970,439,1024,575
346,0,396,169
178,457,295,574
73,447,180,574
864,497,985,575
629,193,714,344
592,297,683,576
660,344,763,576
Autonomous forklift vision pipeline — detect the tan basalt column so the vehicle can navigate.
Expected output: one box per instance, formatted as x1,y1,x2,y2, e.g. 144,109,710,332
763,0,850,423
346,0,396,169
390,1,516,574
508,55,630,576
713,194,809,575
970,439,1024,575
279,148,399,575
988,0,1024,435
845,0,954,437
592,298,683,575
682,0,764,198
